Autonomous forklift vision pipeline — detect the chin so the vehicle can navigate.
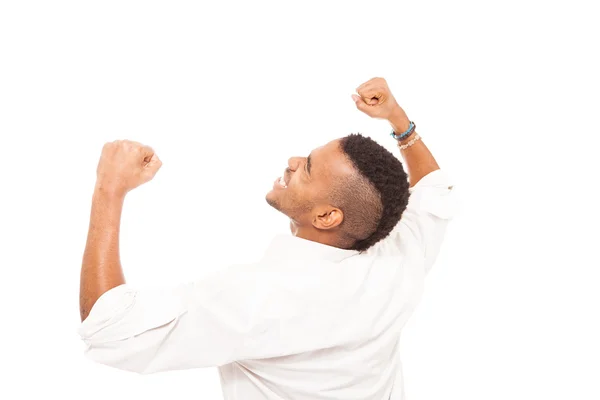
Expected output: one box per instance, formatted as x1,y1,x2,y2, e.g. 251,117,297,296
265,191,281,210
266,192,292,219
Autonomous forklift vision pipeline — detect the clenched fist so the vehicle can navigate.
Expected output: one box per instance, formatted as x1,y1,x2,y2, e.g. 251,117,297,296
352,77,410,132
95,140,162,197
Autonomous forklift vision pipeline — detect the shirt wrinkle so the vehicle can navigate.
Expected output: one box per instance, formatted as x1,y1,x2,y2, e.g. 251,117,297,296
79,169,458,400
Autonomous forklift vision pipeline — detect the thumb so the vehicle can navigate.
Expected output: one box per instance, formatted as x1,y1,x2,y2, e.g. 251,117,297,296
351,94,370,113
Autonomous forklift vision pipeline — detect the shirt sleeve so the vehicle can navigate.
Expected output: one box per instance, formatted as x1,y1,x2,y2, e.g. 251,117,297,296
376,169,458,273
78,264,263,374
79,263,364,374
80,254,403,375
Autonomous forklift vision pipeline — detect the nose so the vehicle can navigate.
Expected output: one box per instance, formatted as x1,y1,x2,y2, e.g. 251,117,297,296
287,156,306,171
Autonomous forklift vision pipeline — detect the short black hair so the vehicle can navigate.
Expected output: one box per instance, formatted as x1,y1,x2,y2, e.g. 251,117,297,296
336,133,410,252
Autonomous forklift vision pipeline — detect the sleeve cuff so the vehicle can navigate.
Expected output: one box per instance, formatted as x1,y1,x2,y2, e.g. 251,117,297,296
78,284,135,342
407,169,459,220
409,169,454,192
78,283,189,345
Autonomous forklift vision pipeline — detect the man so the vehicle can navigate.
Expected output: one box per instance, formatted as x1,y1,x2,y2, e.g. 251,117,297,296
79,77,457,399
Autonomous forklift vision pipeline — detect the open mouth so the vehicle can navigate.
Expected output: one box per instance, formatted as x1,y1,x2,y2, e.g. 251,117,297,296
274,176,288,189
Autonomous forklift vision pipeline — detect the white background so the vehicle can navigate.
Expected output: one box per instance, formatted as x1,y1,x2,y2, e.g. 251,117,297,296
1,1,598,399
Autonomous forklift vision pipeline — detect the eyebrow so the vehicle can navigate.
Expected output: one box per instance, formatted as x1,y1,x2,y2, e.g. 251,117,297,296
307,153,312,175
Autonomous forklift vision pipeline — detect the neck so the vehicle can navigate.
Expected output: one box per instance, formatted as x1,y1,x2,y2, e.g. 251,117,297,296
290,220,346,249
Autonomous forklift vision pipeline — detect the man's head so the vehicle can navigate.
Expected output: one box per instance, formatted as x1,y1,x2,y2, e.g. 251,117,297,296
266,134,410,252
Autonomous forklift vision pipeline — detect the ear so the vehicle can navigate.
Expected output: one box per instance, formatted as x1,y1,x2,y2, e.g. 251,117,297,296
312,206,344,230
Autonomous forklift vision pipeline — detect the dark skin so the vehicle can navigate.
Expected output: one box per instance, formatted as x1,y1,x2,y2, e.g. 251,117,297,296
266,139,357,248
80,140,161,321
266,78,439,248
352,77,439,188
80,77,439,321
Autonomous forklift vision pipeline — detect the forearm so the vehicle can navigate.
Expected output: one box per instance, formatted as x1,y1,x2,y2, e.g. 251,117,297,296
79,186,126,321
389,111,440,187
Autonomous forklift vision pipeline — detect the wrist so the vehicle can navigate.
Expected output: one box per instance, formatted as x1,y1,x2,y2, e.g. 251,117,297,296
397,130,416,143
94,181,127,202
388,107,410,134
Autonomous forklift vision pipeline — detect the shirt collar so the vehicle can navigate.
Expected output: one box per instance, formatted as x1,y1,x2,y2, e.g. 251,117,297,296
262,234,359,263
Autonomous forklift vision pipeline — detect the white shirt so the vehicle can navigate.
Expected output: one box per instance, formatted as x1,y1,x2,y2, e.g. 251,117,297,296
78,169,457,400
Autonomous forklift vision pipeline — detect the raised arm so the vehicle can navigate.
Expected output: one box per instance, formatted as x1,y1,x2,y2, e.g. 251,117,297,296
79,140,162,321
352,78,457,270
352,77,439,187
389,113,439,187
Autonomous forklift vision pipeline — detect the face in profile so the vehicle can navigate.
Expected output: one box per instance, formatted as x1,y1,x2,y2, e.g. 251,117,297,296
265,139,355,227
265,133,409,251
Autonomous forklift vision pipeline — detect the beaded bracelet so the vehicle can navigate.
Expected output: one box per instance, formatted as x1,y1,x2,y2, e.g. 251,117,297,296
398,133,421,150
390,121,416,141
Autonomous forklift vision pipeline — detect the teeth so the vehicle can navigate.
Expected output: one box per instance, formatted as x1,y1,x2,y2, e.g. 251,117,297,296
279,176,287,188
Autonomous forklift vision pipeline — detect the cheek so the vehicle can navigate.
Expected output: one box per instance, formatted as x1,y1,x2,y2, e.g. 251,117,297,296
286,179,307,199
288,185,317,212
